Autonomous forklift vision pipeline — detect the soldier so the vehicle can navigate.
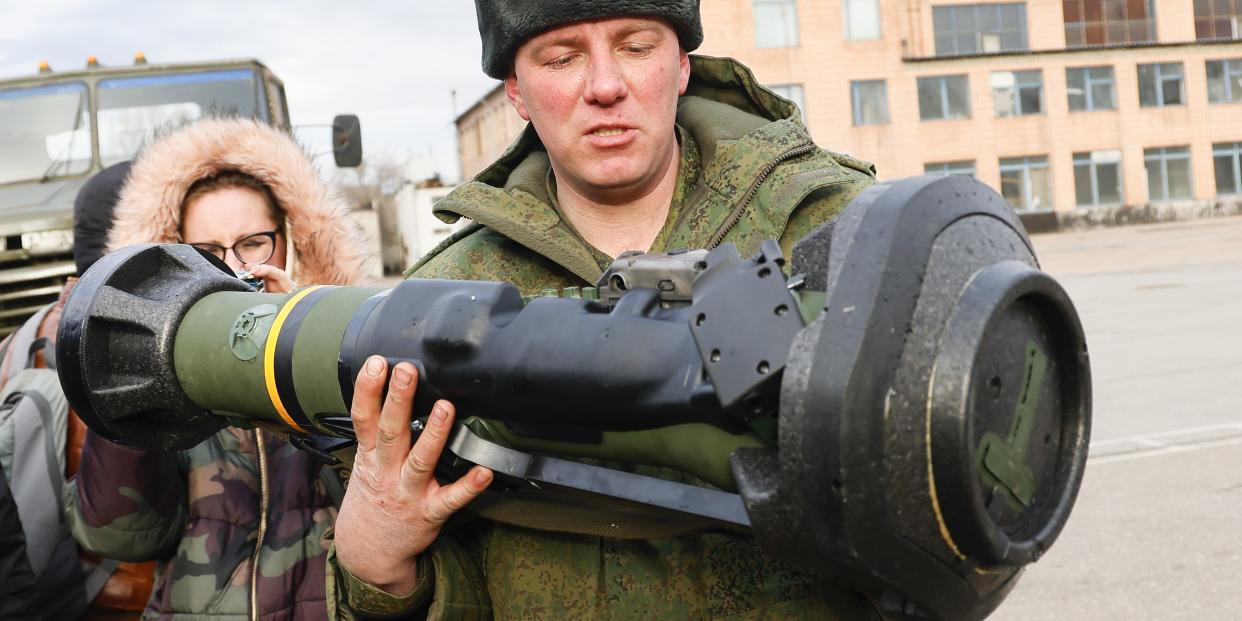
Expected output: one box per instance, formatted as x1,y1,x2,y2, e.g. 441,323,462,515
330,1,882,619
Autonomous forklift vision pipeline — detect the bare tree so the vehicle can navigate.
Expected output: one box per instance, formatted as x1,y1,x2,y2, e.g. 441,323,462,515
333,153,408,210
333,153,410,274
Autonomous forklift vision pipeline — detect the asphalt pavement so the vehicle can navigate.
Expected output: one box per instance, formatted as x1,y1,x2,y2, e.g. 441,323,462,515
989,215,1242,620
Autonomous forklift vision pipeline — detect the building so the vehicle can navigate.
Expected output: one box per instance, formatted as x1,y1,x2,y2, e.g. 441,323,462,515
457,85,528,184
456,1,1242,222
395,179,462,267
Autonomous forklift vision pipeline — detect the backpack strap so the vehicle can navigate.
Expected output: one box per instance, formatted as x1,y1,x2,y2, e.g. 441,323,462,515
2,305,55,382
4,374,68,575
83,558,119,603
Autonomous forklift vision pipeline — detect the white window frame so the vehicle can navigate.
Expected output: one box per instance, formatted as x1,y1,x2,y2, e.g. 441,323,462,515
992,70,1043,117
753,0,800,48
932,3,1029,56
1072,150,1123,207
999,155,1051,211
1207,58,1242,103
918,75,971,121
1138,62,1184,107
1067,66,1116,112
851,80,889,126
924,160,976,177
1213,142,1242,195
844,0,881,40
1144,146,1193,202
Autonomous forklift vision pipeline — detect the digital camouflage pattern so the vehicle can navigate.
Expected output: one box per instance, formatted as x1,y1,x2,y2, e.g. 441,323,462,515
66,428,339,620
329,55,882,621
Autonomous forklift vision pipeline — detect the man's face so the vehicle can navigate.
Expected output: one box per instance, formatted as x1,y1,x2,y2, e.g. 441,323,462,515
506,17,691,202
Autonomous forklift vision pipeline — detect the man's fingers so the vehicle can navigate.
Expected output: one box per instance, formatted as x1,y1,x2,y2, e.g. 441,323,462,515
351,356,387,453
401,400,456,489
425,466,493,525
375,362,418,468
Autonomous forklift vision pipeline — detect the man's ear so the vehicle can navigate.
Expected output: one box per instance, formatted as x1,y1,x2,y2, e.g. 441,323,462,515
505,73,531,121
677,48,691,96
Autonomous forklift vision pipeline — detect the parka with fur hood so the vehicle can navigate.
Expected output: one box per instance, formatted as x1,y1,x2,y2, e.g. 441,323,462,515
65,117,365,621
107,117,366,283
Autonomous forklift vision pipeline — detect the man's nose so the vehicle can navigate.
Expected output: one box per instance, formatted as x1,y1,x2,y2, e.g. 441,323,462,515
583,54,628,105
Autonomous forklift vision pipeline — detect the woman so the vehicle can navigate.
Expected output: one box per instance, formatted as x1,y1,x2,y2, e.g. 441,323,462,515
65,117,366,620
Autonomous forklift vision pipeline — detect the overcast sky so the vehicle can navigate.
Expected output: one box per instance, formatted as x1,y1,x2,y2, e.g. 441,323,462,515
0,0,499,182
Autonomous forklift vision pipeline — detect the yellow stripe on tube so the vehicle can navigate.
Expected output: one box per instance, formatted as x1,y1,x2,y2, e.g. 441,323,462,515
262,286,325,434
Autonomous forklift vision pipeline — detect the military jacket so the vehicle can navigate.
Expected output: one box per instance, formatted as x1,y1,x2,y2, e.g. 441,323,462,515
66,428,338,620
329,55,880,621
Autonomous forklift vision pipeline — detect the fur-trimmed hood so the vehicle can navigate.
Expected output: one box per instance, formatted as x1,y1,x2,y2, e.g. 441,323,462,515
109,118,366,286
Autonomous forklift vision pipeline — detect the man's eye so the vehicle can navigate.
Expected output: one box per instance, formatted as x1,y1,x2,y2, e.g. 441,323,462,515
621,44,653,55
546,54,577,69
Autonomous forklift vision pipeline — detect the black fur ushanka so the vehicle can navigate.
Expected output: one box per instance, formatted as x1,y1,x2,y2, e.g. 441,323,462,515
474,0,703,79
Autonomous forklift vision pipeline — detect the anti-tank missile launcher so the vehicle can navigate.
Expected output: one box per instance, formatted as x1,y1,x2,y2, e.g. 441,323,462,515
57,175,1091,620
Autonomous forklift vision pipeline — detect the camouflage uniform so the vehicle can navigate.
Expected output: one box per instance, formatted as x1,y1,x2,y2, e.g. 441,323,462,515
66,429,339,620
328,55,881,621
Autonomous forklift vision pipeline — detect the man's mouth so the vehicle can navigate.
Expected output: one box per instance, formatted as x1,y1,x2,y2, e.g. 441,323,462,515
591,128,626,137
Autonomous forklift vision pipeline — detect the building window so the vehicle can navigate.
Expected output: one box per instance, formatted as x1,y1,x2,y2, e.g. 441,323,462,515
1063,0,1157,47
1212,142,1242,195
992,70,1043,117
768,84,806,122
1195,0,1242,40
1000,156,1051,211
925,161,976,176
932,3,1028,56
1067,66,1116,111
754,0,800,48
1144,146,1193,201
1138,63,1184,107
1073,150,1123,207
918,75,971,121
1207,59,1242,103
851,80,889,125
844,0,881,40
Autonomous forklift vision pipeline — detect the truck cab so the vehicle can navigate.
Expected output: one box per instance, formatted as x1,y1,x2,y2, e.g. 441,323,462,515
0,57,302,334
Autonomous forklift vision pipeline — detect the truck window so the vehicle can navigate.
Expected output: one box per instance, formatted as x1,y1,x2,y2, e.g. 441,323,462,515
98,69,261,166
264,78,289,129
0,82,91,185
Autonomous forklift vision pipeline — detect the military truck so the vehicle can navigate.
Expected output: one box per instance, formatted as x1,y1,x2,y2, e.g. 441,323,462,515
0,55,360,335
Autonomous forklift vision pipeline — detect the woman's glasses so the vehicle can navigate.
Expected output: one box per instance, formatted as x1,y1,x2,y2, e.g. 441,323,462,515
188,230,279,265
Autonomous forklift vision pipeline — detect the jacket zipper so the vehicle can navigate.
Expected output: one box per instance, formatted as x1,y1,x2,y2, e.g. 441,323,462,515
707,143,817,249
249,430,270,621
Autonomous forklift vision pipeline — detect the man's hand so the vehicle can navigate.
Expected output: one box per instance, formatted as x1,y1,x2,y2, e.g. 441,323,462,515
334,356,493,594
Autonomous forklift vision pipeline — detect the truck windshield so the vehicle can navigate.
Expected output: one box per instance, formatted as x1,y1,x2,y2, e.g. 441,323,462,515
0,82,91,185
98,69,261,166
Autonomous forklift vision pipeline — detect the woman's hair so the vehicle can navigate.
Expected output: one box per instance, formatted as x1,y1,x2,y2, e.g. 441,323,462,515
180,169,286,231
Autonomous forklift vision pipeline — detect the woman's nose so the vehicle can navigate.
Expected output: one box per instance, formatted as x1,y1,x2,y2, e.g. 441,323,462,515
224,252,246,274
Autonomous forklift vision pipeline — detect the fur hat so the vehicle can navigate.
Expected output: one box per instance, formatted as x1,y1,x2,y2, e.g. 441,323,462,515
475,0,703,79
109,117,367,286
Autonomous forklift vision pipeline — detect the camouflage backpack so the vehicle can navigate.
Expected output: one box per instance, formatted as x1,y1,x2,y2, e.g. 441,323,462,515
0,305,116,619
